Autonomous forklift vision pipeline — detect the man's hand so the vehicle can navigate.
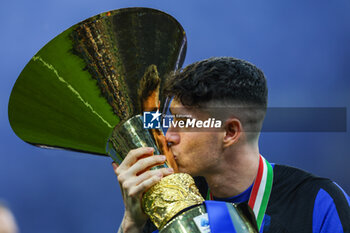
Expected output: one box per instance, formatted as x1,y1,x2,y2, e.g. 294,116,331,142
112,147,174,233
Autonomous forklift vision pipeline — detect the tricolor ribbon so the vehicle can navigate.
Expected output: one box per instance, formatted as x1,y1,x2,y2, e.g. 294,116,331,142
206,154,273,231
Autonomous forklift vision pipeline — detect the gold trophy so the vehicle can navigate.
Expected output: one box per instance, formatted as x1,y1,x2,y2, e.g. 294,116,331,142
8,7,257,232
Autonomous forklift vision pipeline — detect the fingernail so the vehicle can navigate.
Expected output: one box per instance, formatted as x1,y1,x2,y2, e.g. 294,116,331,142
167,168,174,173
157,172,163,178
148,147,154,152
160,155,166,161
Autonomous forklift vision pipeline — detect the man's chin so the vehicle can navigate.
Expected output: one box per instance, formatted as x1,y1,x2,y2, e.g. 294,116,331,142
177,166,186,174
177,167,194,176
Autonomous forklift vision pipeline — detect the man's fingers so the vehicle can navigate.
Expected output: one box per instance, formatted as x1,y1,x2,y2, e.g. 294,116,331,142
128,155,166,176
117,147,154,173
112,162,120,176
119,168,174,196
128,175,163,197
133,168,174,187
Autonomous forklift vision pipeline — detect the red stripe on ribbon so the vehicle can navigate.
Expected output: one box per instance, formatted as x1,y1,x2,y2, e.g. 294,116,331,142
248,155,263,209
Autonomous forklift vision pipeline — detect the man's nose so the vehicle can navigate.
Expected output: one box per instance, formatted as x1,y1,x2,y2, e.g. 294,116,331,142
165,129,180,146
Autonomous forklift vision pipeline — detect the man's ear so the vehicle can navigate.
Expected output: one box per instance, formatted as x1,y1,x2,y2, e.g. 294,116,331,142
223,118,242,148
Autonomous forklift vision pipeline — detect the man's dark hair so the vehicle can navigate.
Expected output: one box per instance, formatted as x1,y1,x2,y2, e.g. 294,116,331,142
164,57,268,141
164,57,267,108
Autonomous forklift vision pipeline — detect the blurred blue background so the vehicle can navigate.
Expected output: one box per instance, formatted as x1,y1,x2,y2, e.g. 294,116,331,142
1,0,350,232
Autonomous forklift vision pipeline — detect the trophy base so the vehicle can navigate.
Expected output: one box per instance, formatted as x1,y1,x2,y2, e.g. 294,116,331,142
142,173,205,229
160,203,257,233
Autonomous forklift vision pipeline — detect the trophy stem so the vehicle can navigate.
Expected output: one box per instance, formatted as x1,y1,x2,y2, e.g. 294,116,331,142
106,115,167,170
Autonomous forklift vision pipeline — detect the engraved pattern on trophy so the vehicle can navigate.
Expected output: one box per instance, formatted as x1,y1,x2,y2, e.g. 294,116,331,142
142,173,204,229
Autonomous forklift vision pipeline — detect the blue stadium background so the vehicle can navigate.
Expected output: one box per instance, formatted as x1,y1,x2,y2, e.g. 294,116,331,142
1,1,350,232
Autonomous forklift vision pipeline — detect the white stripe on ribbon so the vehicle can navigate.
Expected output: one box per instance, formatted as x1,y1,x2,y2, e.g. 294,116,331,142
252,157,268,218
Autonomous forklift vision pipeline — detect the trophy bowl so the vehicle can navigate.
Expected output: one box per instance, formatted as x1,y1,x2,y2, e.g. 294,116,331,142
8,7,187,156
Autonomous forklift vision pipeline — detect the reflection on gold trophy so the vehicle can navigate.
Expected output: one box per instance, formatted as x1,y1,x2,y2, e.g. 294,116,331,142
138,65,178,172
8,7,257,232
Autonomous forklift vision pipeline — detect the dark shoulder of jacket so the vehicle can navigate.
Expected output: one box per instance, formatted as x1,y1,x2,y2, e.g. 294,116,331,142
266,164,350,233
143,219,157,233
194,176,208,199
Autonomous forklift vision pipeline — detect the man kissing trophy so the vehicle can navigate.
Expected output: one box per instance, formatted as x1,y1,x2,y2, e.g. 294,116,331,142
8,7,258,233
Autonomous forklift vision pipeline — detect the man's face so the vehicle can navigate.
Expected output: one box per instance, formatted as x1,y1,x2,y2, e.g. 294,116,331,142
165,99,223,176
